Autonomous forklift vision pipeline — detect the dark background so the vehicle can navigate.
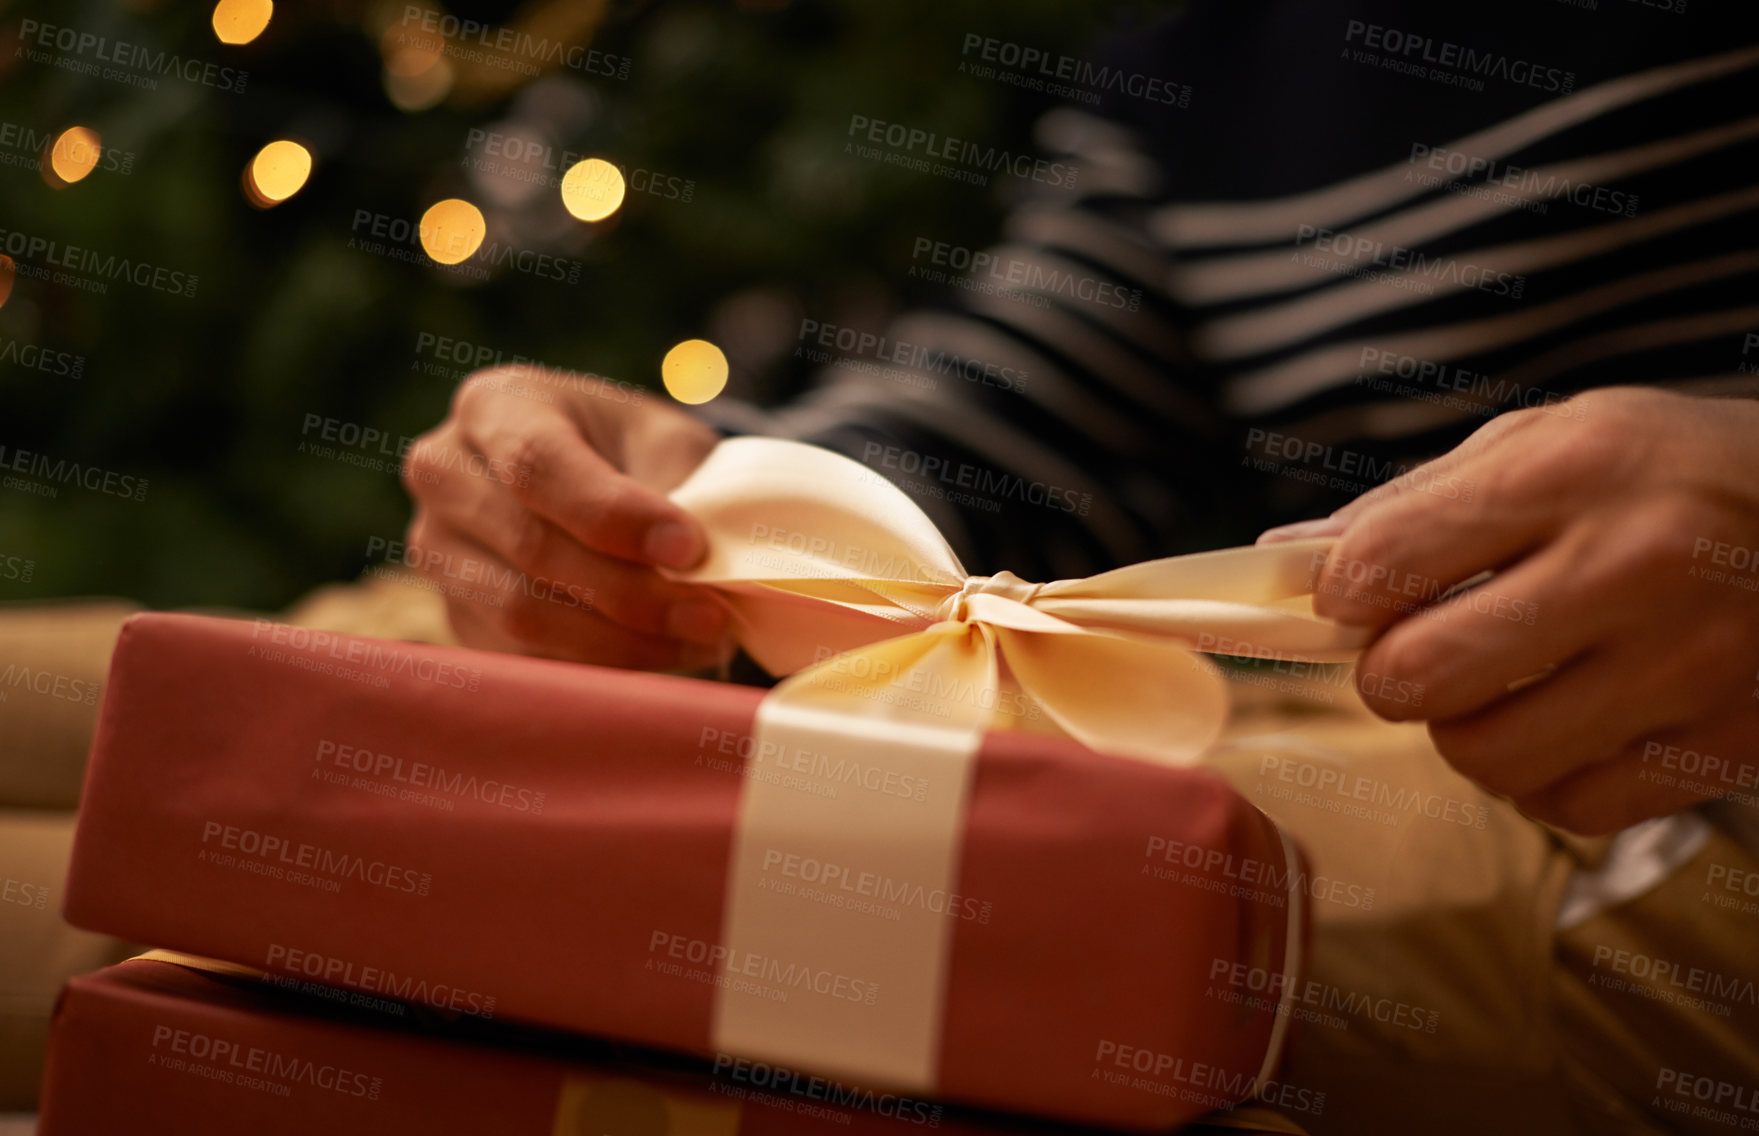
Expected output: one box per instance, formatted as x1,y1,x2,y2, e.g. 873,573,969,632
0,0,1182,612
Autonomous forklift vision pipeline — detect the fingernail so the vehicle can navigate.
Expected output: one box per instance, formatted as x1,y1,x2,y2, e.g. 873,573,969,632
668,597,729,643
1256,516,1349,545
644,519,704,569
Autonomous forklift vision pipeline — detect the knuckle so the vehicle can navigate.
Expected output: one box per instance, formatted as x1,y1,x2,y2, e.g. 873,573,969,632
1567,385,1651,416
1462,447,1524,511
452,370,502,417
1338,517,1399,579
1477,406,1539,441
505,429,558,496
1595,494,1705,584
508,515,554,570
1384,457,1446,498
1314,520,1401,619
1517,408,1632,489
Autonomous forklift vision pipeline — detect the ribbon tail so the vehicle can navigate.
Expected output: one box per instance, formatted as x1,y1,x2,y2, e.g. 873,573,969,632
772,621,997,737
712,623,1001,1088
994,628,1230,767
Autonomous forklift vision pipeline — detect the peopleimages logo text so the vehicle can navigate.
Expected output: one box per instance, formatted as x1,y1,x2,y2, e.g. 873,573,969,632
348,210,583,284
1295,225,1523,298
0,334,84,379
17,20,249,92
264,944,495,1017
959,33,1191,108
0,445,148,501
150,1026,380,1097
713,1055,944,1126
0,122,134,175
396,7,631,80
1344,21,1575,93
846,115,1077,187
0,228,198,298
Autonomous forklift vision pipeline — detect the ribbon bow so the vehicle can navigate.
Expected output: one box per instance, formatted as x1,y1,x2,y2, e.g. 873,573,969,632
671,437,1368,766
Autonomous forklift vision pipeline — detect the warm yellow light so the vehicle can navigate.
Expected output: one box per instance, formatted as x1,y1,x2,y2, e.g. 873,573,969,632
212,0,273,45
383,56,453,112
0,257,14,311
381,25,443,76
247,140,311,204
560,158,626,223
380,18,450,113
661,340,729,405
47,126,101,185
419,198,486,265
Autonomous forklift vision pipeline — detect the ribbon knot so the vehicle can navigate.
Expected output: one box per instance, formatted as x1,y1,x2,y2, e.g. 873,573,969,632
670,437,1368,766
936,571,1046,625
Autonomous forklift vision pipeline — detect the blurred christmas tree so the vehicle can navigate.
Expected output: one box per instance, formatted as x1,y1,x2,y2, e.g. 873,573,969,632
0,0,1181,610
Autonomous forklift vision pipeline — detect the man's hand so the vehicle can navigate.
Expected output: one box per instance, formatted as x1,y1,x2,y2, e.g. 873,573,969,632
401,365,729,669
1262,387,1759,835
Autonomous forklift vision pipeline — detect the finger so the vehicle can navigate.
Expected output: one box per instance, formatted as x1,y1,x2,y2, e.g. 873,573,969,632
445,592,728,671
1424,643,1689,800
414,470,729,644
1255,515,1347,545
1510,718,1753,835
1354,541,1601,721
1313,455,1555,630
1257,450,1480,545
1258,454,1479,543
401,421,467,501
420,525,730,670
1617,714,1759,812
454,385,706,568
1327,407,1540,524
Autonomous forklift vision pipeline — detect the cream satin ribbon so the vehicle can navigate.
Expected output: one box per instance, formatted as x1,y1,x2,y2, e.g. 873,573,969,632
668,437,1366,1095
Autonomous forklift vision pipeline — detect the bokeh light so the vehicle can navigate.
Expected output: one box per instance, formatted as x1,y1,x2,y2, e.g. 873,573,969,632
419,198,487,265
380,14,452,111
46,126,101,186
384,58,455,112
245,140,312,206
211,0,274,45
661,340,729,405
381,22,442,75
560,158,626,222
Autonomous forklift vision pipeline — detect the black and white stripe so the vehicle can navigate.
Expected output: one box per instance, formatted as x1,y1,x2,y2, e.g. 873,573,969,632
718,4,1759,579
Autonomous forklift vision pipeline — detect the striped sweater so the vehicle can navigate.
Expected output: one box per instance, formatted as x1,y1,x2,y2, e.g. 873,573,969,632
709,1,1759,581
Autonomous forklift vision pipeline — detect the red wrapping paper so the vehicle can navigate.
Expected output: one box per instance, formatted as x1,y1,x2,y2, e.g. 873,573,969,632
65,613,1303,1131
39,959,1310,1136
37,957,948,1135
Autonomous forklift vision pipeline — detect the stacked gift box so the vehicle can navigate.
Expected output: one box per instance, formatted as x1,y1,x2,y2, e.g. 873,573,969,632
42,440,1347,1132
38,952,1311,1134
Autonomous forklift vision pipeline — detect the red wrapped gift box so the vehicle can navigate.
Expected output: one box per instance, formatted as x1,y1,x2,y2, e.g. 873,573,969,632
39,956,1312,1135
36,954,946,1135
64,613,1304,1131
